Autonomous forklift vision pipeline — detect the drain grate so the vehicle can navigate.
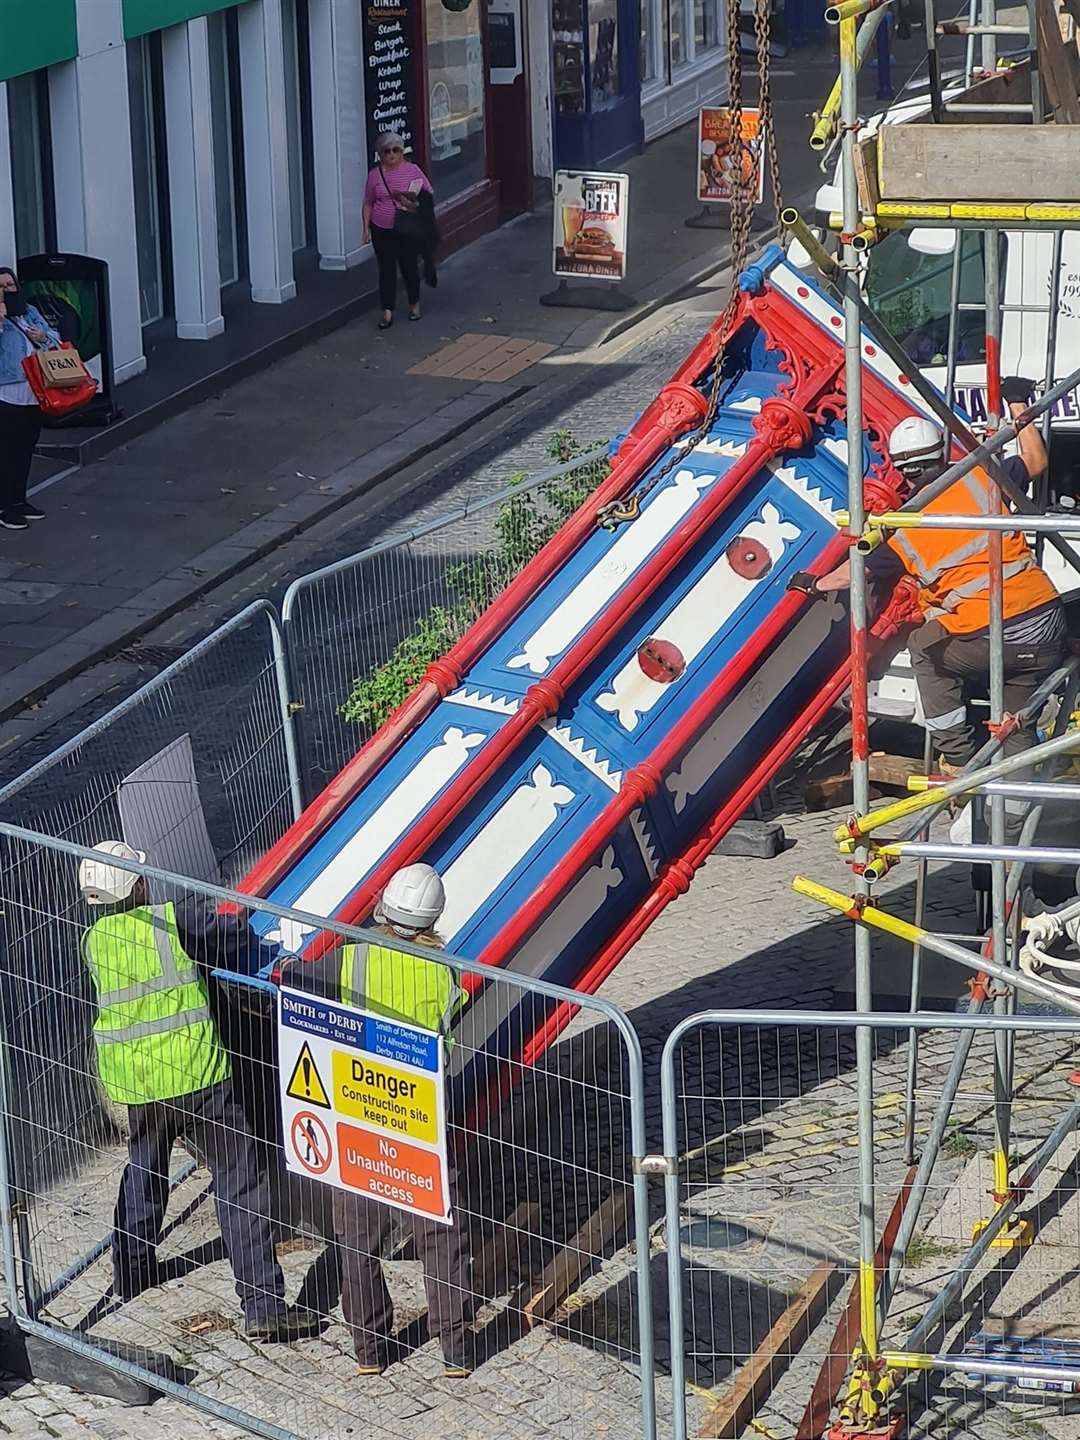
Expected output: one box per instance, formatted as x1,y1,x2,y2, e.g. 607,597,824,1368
114,642,190,668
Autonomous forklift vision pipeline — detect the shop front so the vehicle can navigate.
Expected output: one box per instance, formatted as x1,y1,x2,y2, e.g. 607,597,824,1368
640,0,729,142
362,0,533,245
551,0,642,169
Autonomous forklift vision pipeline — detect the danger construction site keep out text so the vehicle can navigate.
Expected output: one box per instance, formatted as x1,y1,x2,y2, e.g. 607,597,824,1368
331,1049,438,1145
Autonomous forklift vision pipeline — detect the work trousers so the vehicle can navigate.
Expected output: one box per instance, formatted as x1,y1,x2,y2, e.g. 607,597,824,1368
910,626,1066,769
114,1079,287,1323
0,400,42,511
332,1150,471,1365
370,222,421,312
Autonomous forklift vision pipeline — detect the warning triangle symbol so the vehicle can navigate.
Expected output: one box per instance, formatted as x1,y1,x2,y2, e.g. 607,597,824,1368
285,1042,331,1108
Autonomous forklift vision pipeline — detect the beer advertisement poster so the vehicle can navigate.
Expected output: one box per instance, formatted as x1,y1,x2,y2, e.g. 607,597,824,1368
696,108,764,206
553,170,629,281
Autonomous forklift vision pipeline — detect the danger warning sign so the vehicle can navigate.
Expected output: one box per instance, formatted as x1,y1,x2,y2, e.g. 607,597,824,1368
285,1041,330,1108
277,986,452,1225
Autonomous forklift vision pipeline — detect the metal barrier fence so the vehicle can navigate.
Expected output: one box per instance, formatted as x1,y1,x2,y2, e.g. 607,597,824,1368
0,825,655,1440
659,1008,1080,1440
280,445,609,799
0,603,302,1208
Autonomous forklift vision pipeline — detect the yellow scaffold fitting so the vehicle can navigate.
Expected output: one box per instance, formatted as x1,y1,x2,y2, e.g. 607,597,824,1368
861,851,900,883
833,510,891,549
856,526,890,555
793,875,927,948
810,87,841,150
826,210,903,233
834,783,946,841
835,837,900,881
906,775,937,792
971,1214,1034,1250
881,1350,936,1372
826,0,890,24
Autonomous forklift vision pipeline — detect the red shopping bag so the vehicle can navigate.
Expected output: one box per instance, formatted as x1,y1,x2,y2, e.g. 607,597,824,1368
22,343,98,418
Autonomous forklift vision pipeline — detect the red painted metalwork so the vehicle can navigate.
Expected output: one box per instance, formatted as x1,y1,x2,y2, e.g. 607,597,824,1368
296,365,850,965
467,534,854,993
796,1168,917,1440
237,271,920,917
235,378,712,904
513,578,920,1065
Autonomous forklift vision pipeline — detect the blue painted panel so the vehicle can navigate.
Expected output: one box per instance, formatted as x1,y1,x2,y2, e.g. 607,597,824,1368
254,700,509,936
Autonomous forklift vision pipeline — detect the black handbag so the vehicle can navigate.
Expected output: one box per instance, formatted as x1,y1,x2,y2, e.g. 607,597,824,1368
379,163,430,244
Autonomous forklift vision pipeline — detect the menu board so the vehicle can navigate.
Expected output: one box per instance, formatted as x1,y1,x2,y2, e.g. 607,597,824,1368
362,0,419,160
552,170,629,281
696,108,765,206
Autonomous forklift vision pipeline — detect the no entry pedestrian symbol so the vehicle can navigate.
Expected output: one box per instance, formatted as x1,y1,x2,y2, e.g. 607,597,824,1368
291,1112,332,1174
285,1041,330,1108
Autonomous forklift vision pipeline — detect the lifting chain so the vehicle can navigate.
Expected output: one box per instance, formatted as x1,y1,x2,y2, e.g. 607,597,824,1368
596,0,782,531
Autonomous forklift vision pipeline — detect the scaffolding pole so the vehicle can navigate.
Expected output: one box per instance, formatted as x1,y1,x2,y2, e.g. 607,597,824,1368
838,9,882,1421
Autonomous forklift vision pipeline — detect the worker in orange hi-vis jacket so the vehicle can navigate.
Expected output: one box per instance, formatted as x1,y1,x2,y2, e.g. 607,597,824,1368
787,377,1065,819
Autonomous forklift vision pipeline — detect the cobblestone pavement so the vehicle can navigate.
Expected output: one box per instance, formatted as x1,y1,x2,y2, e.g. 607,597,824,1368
6,772,1080,1440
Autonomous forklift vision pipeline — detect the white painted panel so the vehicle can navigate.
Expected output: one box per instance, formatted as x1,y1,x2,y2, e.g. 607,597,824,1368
596,501,799,730
506,463,741,675
666,592,846,813
273,727,486,951
438,764,575,944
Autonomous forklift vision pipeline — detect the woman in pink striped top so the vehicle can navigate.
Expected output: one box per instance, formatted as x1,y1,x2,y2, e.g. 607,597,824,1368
361,131,434,330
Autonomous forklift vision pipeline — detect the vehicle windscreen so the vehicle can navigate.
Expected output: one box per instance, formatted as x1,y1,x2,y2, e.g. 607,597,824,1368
865,230,998,367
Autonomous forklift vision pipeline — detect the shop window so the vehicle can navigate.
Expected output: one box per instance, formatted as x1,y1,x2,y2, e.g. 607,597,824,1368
425,0,486,198
694,0,720,52
587,0,619,103
666,0,687,68
283,0,316,252
127,34,172,327
208,8,248,291
554,0,587,112
641,0,655,80
7,71,56,259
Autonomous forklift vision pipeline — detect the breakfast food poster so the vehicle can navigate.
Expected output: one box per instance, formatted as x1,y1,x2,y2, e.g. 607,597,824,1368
697,108,765,206
553,170,629,281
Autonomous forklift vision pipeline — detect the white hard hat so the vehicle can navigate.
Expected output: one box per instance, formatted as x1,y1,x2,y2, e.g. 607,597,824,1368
79,840,146,906
375,863,445,934
887,416,945,474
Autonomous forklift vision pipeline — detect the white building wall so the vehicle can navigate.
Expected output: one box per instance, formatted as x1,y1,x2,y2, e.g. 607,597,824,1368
526,0,553,186
308,0,368,269
49,0,146,382
238,0,297,302
0,85,17,267
162,17,226,340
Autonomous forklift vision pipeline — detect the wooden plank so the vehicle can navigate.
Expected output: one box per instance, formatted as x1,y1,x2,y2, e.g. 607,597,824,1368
983,1316,1080,1340
522,1185,630,1326
1035,0,1080,121
868,752,925,791
697,1261,839,1439
796,1166,917,1440
470,1199,543,1298
853,136,881,217
878,124,1080,201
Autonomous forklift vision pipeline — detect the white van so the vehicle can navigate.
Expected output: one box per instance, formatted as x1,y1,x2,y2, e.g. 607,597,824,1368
808,93,1080,721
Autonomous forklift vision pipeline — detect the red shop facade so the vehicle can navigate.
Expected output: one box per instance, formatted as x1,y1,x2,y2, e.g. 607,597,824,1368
362,0,533,249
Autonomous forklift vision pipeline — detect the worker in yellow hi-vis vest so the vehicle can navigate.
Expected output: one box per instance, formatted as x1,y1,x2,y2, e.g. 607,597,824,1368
80,840,321,1343
291,863,474,1378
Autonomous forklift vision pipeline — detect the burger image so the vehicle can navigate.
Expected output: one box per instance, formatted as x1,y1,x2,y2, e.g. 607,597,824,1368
571,224,616,260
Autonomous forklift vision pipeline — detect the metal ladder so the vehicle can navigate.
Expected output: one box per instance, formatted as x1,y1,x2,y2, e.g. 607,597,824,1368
922,0,1044,125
